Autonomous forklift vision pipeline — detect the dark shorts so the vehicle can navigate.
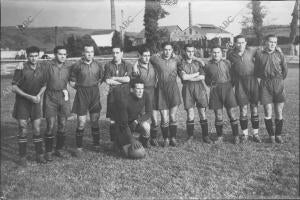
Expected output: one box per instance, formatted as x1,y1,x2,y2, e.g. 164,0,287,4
144,86,157,110
156,81,181,110
43,90,71,118
12,96,42,120
260,78,285,105
72,86,101,115
182,82,208,109
209,82,237,110
235,77,259,106
106,84,130,120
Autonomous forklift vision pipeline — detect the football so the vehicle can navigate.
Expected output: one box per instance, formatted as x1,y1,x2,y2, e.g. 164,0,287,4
128,144,146,159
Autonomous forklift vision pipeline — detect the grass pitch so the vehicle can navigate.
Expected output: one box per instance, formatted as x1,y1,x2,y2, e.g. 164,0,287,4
1,65,299,199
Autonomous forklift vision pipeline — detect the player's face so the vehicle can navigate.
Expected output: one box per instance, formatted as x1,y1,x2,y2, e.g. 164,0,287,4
83,46,94,61
212,48,222,61
133,83,144,99
140,51,150,64
55,49,67,63
266,37,277,51
235,38,247,52
112,48,123,62
163,45,173,59
185,47,194,60
27,52,39,65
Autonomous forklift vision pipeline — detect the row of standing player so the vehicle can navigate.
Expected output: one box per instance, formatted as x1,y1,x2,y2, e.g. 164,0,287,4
12,34,287,164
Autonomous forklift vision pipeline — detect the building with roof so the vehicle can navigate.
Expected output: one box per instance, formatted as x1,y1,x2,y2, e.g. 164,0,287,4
241,25,300,43
177,24,233,42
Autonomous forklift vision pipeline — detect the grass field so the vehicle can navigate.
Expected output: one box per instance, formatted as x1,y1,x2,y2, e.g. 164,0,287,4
1,65,299,200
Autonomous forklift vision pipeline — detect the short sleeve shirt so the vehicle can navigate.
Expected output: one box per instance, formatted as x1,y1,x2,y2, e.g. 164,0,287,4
133,62,156,87
12,62,46,95
150,55,180,84
44,60,73,90
70,59,104,87
179,59,205,85
204,59,232,85
227,48,256,77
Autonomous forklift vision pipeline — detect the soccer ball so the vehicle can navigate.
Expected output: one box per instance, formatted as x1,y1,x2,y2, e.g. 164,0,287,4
128,144,146,159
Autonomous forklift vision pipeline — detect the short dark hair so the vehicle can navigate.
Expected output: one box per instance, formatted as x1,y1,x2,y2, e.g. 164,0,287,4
26,46,40,55
161,42,173,49
83,44,94,50
130,78,144,89
265,34,277,41
211,45,222,51
54,46,67,54
138,46,151,55
184,43,195,50
234,35,246,42
112,45,123,52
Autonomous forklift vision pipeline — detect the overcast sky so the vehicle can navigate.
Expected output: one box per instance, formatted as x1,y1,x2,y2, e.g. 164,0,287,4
1,0,296,35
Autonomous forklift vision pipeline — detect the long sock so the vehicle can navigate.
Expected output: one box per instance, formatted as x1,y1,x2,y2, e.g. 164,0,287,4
18,136,27,157
33,135,43,155
215,120,223,137
200,119,208,137
92,127,100,146
169,122,177,138
109,124,117,142
45,134,54,153
240,117,248,136
150,125,159,139
56,132,66,150
76,129,84,148
251,115,259,135
186,120,194,137
264,118,274,136
231,119,239,136
161,122,169,139
275,119,283,136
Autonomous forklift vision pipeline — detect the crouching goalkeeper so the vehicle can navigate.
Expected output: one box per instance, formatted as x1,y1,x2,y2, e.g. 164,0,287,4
111,78,152,159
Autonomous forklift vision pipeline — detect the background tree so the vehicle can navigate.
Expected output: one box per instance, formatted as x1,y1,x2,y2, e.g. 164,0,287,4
64,34,100,57
240,1,267,46
289,0,299,55
144,0,169,53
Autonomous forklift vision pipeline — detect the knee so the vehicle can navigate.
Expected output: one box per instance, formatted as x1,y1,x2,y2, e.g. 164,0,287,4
187,110,194,121
47,118,56,130
141,122,150,138
18,121,28,137
77,118,86,130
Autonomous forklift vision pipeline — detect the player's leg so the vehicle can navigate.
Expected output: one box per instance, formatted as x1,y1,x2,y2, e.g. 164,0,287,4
239,105,249,142
226,106,240,144
169,105,179,147
150,110,160,146
74,115,87,157
250,104,261,143
32,119,46,163
186,108,195,143
214,109,224,143
198,107,211,143
53,116,67,157
17,119,28,166
138,120,151,148
263,103,275,143
90,112,100,150
160,109,169,147
44,117,56,160
274,102,284,143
